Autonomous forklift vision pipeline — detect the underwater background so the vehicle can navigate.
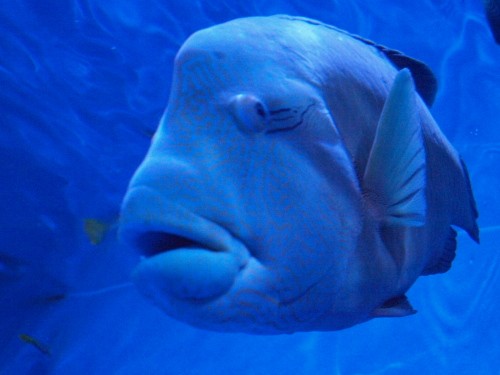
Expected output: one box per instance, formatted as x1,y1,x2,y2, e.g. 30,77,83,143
1,0,499,374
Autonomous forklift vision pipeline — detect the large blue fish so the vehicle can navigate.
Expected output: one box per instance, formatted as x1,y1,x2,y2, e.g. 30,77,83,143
118,16,479,334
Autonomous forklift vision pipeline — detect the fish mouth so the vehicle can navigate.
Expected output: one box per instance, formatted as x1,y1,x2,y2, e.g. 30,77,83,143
132,230,220,257
118,186,250,302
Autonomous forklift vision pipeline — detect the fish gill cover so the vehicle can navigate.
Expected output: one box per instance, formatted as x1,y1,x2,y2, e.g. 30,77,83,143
0,0,499,374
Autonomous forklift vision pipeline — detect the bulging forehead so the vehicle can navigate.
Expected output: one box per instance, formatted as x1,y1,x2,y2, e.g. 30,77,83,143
178,16,297,57
173,16,323,89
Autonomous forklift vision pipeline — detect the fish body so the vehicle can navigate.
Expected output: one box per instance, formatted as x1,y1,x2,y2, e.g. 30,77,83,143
118,16,478,334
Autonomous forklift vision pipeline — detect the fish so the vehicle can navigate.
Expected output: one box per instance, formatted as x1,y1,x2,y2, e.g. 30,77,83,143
484,0,500,43
83,218,113,245
118,15,479,334
19,333,51,356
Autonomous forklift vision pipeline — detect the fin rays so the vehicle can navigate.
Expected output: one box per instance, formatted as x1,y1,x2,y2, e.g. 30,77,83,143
363,68,427,227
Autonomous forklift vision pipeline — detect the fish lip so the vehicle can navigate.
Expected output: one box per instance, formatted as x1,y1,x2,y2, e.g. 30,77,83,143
118,186,250,267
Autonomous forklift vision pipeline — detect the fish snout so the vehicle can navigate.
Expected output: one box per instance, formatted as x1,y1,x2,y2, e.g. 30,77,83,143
118,186,250,301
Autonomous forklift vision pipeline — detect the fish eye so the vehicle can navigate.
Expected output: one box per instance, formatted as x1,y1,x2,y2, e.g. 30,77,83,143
230,94,269,133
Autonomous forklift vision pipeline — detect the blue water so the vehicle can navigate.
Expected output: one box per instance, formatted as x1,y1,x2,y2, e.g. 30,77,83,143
1,0,499,374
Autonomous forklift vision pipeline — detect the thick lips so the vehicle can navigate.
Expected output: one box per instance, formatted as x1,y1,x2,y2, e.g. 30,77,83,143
118,186,250,301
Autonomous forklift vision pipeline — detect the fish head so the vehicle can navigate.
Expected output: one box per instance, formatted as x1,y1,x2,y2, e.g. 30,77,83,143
119,17,377,333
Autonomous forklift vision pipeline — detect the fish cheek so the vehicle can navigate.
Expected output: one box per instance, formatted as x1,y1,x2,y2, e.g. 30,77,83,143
249,170,334,298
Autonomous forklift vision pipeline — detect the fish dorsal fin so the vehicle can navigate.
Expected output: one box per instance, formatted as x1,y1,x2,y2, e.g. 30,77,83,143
345,33,438,107
363,69,427,227
277,16,438,106
372,295,417,318
372,46,437,107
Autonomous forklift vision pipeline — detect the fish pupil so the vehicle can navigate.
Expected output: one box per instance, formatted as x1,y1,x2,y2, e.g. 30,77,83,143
254,102,267,118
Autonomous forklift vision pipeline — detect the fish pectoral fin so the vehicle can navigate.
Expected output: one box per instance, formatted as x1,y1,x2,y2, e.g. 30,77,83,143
363,68,427,227
372,294,417,318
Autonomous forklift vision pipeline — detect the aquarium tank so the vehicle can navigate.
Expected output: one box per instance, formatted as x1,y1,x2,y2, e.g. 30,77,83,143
1,0,499,374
